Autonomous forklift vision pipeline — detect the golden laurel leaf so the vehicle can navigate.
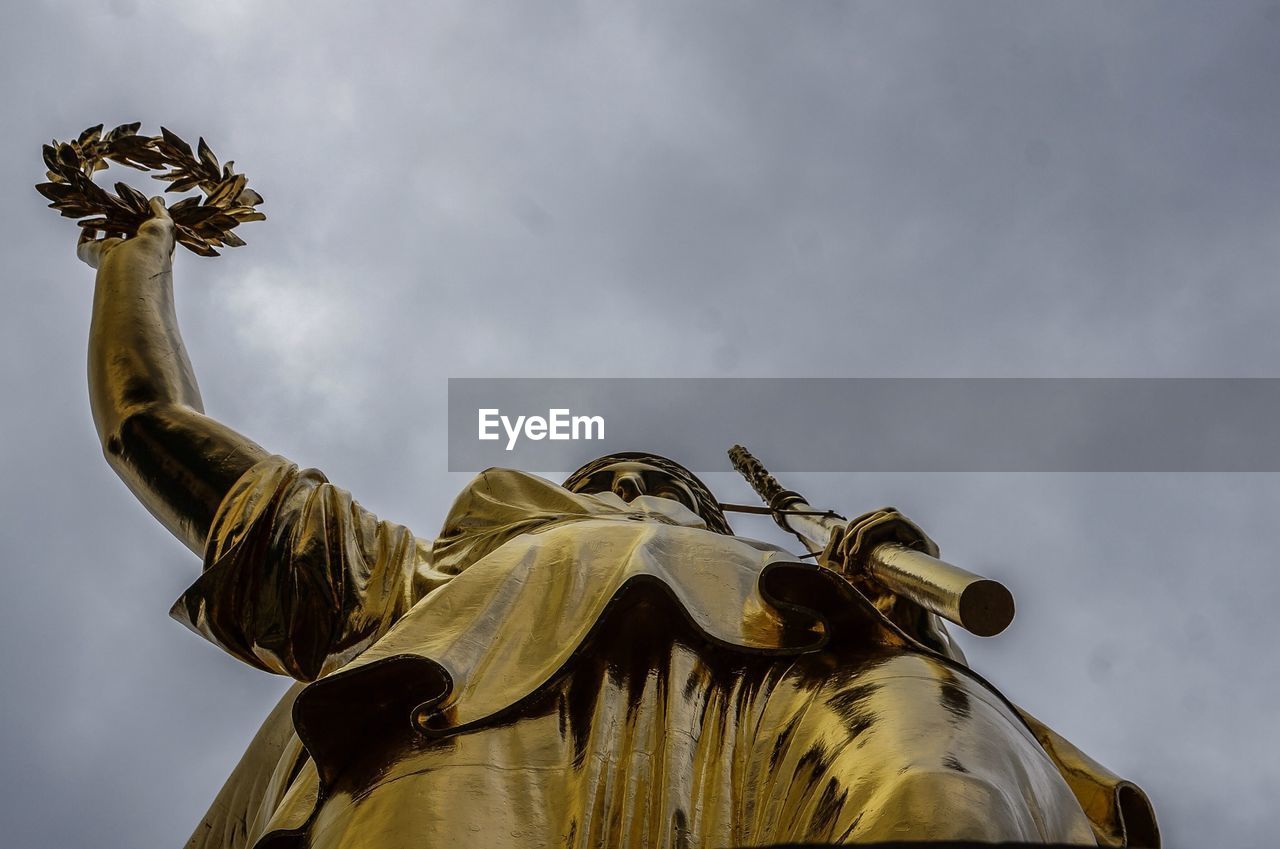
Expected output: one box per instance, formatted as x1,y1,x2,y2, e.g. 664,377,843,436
35,123,266,257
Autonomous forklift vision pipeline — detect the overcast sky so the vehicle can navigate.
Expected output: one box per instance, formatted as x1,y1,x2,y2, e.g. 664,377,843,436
3,2,1278,846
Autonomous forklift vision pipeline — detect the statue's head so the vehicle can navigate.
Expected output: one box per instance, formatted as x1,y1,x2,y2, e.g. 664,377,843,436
563,452,733,535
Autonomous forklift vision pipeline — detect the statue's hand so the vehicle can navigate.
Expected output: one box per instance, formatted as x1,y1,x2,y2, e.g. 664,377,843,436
77,197,174,270
823,507,940,577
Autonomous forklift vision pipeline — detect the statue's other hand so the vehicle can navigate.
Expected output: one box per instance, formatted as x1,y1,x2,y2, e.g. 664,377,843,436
77,197,174,270
823,507,940,577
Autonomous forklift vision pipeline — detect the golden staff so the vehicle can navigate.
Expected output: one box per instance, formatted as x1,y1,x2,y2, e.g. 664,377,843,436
726,445,1015,637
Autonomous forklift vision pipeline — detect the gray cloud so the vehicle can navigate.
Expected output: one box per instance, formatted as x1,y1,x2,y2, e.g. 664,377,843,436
3,1,1278,845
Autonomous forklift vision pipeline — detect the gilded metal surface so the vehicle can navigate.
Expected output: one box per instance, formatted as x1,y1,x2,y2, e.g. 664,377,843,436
80,210,1159,848
729,444,1015,637
869,543,1016,637
83,199,267,553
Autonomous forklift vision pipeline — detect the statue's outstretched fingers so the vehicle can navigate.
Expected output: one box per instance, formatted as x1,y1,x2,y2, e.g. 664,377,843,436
148,196,171,220
138,197,174,235
137,197,176,255
77,229,122,269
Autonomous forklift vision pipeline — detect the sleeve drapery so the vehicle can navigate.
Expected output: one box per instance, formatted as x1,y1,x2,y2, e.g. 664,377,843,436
170,456,449,681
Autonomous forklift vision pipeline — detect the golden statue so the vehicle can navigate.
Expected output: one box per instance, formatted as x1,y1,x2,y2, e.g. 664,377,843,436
78,200,1159,848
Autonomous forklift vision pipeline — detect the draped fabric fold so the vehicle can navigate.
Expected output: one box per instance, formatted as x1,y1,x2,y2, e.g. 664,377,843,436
174,457,1157,849
171,460,450,681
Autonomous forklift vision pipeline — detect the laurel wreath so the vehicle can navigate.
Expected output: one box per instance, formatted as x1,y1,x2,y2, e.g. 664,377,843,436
35,123,266,257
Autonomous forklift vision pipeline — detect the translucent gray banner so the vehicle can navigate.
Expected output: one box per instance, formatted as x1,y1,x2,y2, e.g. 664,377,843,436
447,378,1280,473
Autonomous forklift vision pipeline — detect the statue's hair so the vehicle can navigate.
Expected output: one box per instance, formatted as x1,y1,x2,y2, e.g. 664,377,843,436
563,452,733,535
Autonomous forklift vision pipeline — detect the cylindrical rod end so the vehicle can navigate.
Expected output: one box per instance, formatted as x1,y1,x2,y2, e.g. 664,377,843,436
957,579,1016,636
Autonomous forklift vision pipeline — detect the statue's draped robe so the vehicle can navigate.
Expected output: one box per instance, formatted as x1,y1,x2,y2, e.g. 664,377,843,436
174,458,1158,849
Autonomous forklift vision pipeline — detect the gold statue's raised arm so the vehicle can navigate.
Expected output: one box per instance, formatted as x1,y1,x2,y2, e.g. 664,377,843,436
83,198,268,555
82,200,434,684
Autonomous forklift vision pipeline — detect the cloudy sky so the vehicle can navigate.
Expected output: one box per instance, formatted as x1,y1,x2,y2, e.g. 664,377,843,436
3,1,1278,846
